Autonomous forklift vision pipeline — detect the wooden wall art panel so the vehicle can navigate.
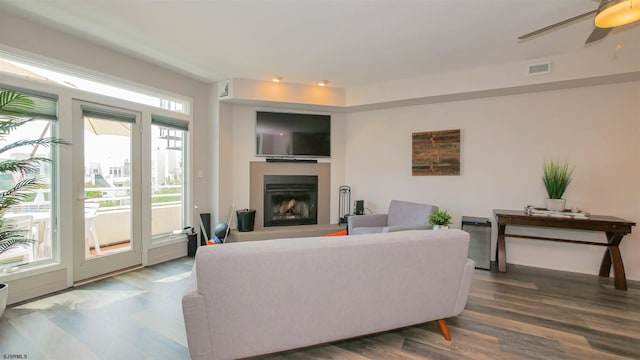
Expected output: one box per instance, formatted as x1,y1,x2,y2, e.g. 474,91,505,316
412,129,460,176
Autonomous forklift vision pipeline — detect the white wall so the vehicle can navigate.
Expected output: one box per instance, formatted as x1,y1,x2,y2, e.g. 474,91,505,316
346,27,640,107
345,81,640,280
230,78,345,107
208,99,235,227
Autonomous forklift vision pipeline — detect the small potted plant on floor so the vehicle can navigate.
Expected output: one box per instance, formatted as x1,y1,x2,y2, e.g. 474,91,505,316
429,210,452,230
543,159,574,211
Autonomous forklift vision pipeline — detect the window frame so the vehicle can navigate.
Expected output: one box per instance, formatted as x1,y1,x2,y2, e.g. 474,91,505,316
0,86,63,273
149,115,190,244
0,56,193,282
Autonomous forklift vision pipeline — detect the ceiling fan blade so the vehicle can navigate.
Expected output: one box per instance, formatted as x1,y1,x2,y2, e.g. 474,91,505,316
585,26,612,43
519,9,597,40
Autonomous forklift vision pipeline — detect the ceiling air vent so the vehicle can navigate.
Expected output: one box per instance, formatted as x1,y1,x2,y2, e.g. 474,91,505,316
527,62,551,75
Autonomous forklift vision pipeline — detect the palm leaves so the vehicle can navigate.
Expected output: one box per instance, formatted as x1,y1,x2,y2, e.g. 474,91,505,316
0,90,34,119
0,217,34,254
0,90,68,254
543,159,574,199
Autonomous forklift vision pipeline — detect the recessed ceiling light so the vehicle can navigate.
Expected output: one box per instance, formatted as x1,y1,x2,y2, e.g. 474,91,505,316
272,76,283,82
317,80,329,87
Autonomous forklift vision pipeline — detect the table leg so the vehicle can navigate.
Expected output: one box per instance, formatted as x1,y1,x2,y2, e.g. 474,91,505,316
497,224,506,272
598,248,612,277
599,232,627,291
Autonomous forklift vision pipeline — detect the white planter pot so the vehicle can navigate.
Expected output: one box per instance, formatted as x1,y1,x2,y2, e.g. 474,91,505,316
433,225,449,230
545,198,566,211
0,283,7,318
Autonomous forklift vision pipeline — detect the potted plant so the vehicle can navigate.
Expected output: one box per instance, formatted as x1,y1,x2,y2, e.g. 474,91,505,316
0,90,68,317
543,159,574,211
429,210,452,230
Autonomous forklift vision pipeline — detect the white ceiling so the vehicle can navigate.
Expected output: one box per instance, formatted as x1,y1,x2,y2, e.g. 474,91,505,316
1,0,638,88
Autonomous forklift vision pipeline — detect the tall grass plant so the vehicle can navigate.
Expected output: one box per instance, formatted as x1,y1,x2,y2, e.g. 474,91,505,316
543,159,574,199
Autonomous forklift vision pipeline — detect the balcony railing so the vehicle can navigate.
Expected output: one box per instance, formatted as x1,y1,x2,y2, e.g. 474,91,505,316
1,186,183,266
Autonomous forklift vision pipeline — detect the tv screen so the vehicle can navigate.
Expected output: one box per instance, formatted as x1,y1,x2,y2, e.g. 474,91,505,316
256,111,331,157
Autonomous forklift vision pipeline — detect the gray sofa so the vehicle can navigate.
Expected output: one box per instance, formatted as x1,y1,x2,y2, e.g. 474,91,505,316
348,200,438,235
182,229,474,360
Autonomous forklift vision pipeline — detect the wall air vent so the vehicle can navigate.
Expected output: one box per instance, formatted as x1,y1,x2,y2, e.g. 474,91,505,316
527,62,551,75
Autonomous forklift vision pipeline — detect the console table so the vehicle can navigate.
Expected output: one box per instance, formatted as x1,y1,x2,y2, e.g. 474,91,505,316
494,209,636,290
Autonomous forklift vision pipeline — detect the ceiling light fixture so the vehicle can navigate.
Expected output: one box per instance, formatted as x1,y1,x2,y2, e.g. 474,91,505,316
272,76,282,82
317,80,329,87
595,0,640,28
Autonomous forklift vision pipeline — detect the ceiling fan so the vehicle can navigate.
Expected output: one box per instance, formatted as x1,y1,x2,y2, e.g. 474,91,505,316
519,0,640,44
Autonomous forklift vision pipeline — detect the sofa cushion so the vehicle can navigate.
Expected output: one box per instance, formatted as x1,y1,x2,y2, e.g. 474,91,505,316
351,226,386,235
387,200,435,227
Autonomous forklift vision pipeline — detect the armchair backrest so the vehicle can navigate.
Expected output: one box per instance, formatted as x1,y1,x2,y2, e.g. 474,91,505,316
387,200,438,227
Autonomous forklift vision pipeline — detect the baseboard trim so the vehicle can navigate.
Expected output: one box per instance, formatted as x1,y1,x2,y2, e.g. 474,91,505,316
73,264,143,287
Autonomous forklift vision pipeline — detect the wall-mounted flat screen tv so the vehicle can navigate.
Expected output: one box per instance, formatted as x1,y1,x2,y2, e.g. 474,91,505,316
256,111,331,157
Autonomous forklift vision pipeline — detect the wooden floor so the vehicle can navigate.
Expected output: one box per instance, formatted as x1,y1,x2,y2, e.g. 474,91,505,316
1,259,638,359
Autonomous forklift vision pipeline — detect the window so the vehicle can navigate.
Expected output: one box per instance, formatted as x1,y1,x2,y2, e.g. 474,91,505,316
0,55,190,115
0,88,60,270
151,116,188,240
1,50,193,280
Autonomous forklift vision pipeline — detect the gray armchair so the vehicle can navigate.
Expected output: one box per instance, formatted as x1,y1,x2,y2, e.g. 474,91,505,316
347,200,438,235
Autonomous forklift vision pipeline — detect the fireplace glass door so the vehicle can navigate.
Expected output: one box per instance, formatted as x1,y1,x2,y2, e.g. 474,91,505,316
264,175,318,227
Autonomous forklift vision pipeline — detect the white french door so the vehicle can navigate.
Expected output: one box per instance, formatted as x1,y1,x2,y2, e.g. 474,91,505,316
72,100,142,282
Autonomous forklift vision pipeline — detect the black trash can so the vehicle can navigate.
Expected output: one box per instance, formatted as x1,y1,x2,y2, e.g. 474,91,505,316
236,209,256,232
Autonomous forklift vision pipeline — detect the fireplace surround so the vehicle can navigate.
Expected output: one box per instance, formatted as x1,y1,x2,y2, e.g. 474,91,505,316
249,161,330,229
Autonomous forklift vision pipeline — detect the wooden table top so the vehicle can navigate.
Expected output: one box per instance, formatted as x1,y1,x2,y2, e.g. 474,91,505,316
493,209,636,233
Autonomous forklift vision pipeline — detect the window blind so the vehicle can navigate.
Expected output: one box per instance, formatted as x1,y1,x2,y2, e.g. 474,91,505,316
151,114,189,131
1,85,58,120
81,105,136,123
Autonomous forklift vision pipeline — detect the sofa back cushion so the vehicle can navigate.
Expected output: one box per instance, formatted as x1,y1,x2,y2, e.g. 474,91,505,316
387,200,437,227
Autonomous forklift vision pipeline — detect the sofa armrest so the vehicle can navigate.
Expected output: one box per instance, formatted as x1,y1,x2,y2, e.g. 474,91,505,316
452,258,475,316
348,213,388,234
383,224,434,232
182,264,214,360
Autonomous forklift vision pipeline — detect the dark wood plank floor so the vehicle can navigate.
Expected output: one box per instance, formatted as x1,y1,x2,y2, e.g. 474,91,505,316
1,259,638,359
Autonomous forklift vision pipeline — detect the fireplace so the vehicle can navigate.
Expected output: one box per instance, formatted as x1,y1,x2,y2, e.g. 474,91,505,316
250,161,330,229
264,175,318,227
